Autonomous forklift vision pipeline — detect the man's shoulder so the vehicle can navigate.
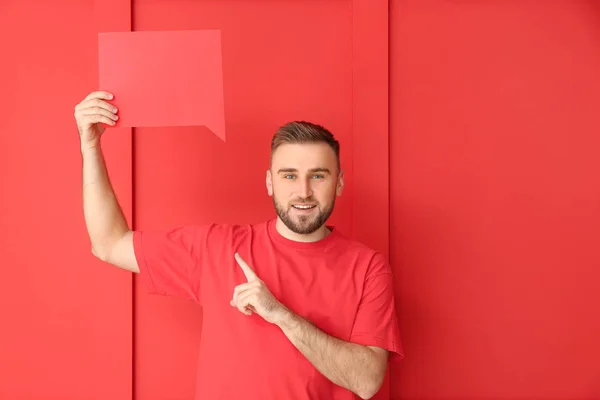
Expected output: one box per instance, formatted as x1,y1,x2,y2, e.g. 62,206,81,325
331,229,381,256
330,230,392,275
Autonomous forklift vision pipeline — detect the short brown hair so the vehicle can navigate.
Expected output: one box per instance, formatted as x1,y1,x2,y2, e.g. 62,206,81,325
271,121,340,170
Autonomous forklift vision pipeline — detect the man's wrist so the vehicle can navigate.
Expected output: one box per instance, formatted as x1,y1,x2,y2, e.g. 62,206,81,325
273,305,298,330
80,141,101,156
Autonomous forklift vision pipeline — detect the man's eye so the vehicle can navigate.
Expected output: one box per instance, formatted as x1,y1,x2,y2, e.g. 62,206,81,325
312,175,324,179
284,175,295,179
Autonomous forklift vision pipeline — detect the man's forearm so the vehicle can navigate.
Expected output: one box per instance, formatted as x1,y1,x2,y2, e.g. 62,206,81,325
275,309,386,399
81,145,129,258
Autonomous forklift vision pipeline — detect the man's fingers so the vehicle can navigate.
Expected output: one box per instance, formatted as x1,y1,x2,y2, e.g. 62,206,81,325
80,107,119,121
84,91,114,101
231,295,253,316
234,252,259,282
76,98,119,113
79,114,115,127
238,303,252,315
231,299,251,315
237,293,256,316
232,282,258,304
231,285,260,316
230,253,263,317
236,290,254,309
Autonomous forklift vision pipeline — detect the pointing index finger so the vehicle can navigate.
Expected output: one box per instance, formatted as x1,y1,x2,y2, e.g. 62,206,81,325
235,252,258,282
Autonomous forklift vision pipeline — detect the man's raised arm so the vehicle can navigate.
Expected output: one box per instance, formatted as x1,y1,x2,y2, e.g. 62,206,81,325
75,91,139,273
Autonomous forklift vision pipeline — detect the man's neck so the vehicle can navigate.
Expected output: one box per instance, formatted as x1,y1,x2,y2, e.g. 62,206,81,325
275,218,330,243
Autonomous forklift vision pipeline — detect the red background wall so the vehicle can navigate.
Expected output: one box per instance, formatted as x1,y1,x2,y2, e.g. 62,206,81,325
0,1,132,399
1,1,599,399
390,2,600,399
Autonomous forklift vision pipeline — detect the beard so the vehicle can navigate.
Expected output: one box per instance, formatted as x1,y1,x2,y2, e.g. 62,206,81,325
273,195,335,234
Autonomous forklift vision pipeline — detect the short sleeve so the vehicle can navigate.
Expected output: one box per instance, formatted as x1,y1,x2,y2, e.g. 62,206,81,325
350,253,404,359
133,224,212,303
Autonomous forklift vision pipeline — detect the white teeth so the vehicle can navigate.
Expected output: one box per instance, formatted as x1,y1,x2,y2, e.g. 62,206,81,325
293,205,315,209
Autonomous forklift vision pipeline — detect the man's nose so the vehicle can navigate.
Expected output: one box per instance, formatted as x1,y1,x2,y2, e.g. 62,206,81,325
297,178,313,199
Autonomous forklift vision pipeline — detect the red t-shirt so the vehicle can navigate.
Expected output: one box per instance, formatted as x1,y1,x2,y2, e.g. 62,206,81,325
133,218,403,400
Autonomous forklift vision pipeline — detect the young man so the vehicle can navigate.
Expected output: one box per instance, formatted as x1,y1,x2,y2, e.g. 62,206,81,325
74,91,403,400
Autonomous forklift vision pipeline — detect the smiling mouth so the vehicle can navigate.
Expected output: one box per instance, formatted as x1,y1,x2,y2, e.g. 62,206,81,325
292,204,317,210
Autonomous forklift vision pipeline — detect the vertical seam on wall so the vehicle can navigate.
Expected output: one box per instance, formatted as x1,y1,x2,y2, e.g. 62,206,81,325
351,0,356,240
130,1,135,399
387,0,391,260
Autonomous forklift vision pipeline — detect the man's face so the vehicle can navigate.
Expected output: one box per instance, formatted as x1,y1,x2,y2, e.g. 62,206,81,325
267,142,343,235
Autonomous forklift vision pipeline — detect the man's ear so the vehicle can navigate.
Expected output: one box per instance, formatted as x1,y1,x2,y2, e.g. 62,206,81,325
266,170,273,196
337,170,344,196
